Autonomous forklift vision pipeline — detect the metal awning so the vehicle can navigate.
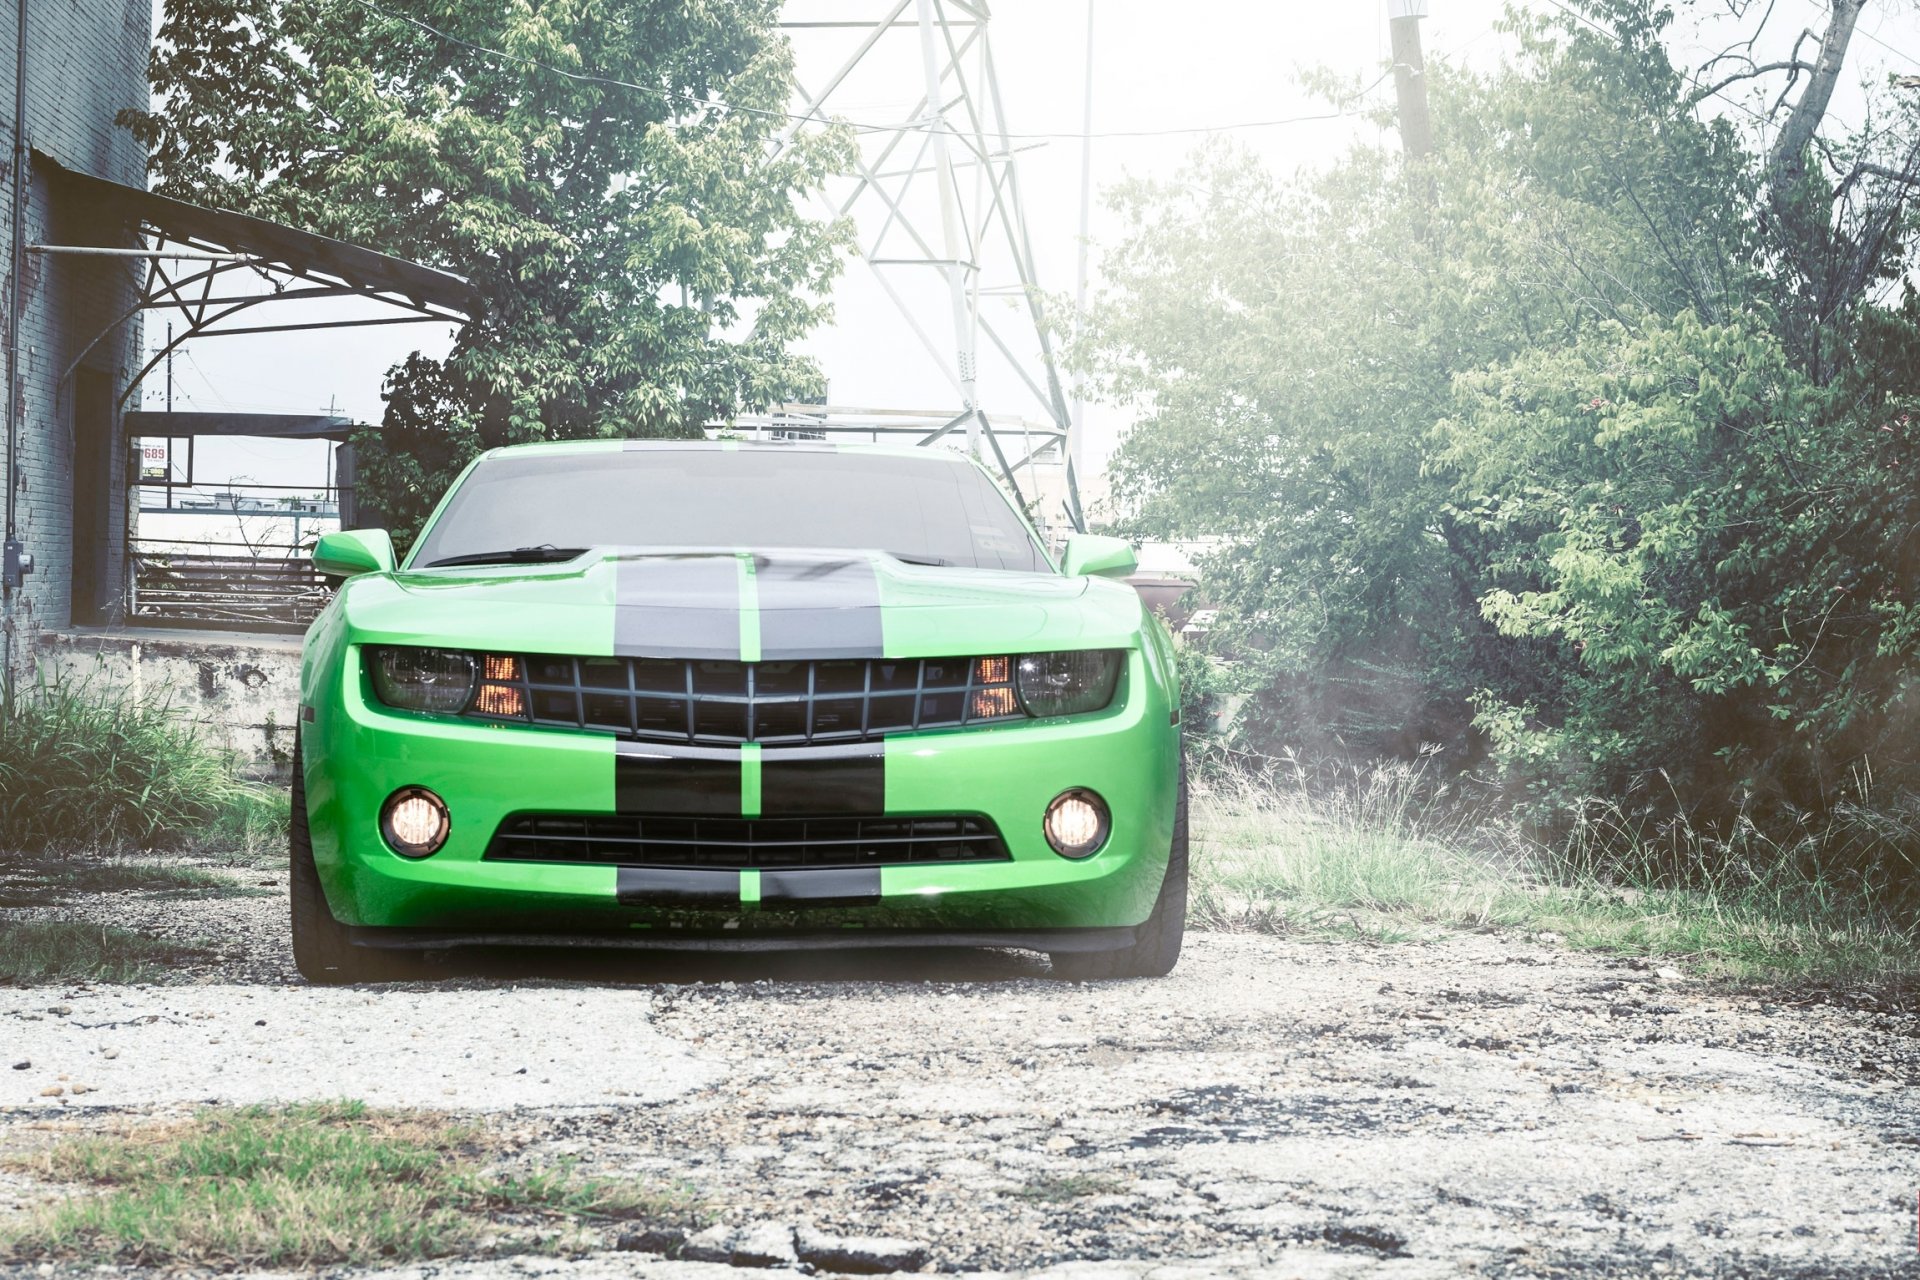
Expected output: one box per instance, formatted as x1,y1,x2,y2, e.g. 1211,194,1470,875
41,157,479,313
33,150,479,408
122,411,357,441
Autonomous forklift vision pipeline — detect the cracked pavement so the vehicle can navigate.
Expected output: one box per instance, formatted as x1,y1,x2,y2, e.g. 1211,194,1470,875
2,876,1917,1277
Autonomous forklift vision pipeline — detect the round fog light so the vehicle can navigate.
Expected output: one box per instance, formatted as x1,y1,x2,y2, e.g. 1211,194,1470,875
381,786,450,858
1043,789,1110,859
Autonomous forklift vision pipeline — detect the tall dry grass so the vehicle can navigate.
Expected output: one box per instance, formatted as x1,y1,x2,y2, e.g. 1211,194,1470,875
1188,753,1920,984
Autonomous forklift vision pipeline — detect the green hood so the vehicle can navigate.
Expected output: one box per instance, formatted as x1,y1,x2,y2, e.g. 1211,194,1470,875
333,549,1146,660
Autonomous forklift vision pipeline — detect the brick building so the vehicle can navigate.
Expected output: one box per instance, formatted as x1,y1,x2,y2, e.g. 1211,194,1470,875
0,3,474,701
0,0,151,681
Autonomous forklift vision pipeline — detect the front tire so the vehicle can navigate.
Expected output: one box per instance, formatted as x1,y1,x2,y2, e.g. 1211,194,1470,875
290,733,423,985
1049,755,1189,981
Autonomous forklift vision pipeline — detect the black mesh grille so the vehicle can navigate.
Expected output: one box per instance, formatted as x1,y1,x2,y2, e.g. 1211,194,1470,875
465,655,1020,745
485,813,1011,870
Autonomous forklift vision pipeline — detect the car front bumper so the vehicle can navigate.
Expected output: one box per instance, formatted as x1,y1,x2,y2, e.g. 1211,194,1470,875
302,646,1181,940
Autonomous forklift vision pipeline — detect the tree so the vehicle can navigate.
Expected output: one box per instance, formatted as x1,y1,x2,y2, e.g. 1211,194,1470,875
1079,6,1756,760
122,0,851,542
1081,0,1920,888
1673,0,1920,375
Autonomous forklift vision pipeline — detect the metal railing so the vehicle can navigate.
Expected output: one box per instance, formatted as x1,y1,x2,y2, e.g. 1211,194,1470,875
128,547,329,630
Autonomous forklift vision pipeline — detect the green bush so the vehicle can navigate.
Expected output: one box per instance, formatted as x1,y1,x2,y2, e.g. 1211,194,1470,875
1172,641,1226,740
1441,314,1920,862
0,680,235,854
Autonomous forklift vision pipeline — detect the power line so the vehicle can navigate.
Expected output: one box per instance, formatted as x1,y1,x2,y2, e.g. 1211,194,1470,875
1012,103,1376,141
1856,20,1920,72
1544,0,1919,133
1033,70,1395,140
1536,0,1773,127
1436,26,1500,62
179,349,233,411
332,0,1392,143
1768,0,1920,71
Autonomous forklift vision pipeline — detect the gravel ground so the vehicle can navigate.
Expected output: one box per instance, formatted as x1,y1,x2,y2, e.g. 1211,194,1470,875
1,866,1917,1278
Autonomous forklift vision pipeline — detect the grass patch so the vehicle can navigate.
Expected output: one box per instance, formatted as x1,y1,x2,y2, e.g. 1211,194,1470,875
0,859,270,905
0,678,236,855
1007,1172,1129,1203
0,920,213,984
1190,765,1920,985
1189,763,1516,944
193,785,290,867
0,1102,704,1267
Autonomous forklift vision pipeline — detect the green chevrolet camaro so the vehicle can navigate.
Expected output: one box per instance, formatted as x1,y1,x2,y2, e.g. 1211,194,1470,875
292,440,1186,983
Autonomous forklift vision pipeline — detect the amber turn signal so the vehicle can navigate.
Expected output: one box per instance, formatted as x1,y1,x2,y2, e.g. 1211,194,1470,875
474,682,526,716
972,655,1011,684
971,685,1019,718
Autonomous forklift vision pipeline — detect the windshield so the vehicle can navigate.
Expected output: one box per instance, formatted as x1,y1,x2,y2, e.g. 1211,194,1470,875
408,447,1051,573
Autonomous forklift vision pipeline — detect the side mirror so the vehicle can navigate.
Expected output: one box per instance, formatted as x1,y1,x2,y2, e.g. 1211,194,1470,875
1060,533,1138,579
314,529,396,580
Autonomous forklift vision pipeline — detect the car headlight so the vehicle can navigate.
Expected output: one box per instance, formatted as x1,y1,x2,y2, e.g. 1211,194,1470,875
1015,650,1122,718
368,646,477,713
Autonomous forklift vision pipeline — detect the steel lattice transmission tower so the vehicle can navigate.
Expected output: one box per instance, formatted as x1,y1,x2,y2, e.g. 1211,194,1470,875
775,1,1084,530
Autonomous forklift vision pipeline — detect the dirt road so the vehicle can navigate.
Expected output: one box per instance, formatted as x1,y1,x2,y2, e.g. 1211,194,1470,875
2,876,1917,1278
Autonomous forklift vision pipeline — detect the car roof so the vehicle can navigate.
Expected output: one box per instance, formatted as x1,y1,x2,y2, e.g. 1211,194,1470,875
478,439,975,465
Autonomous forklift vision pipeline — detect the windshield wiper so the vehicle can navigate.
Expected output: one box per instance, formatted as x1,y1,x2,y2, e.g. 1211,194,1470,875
426,545,587,568
887,551,951,567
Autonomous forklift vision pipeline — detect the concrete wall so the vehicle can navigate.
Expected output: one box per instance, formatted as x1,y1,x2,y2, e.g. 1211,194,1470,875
34,627,301,780
0,0,152,686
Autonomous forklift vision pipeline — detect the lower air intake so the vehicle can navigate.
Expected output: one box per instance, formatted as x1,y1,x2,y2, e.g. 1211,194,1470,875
485,813,1011,870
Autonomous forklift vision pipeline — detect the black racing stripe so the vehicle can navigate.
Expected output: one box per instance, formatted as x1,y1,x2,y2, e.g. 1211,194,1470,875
759,867,882,907
616,867,740,906
754,554,884,660
613,555,740,659
615,742,741,816
759,743,885,816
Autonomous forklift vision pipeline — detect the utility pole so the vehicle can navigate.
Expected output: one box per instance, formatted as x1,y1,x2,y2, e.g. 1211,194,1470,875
165,323,173,411
1069,0,1094,489
1387,0,1433,163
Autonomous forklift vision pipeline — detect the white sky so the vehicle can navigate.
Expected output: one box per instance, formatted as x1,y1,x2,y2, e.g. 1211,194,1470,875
155,0,1920,499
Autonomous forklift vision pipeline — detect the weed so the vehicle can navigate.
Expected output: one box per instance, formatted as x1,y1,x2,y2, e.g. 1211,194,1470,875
0,859,269,904
1190,764,1920,985
0,921,212,984
0,678,235,854
193,785,290,866
1007,1173,1129,1203
0,1103,703,1266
